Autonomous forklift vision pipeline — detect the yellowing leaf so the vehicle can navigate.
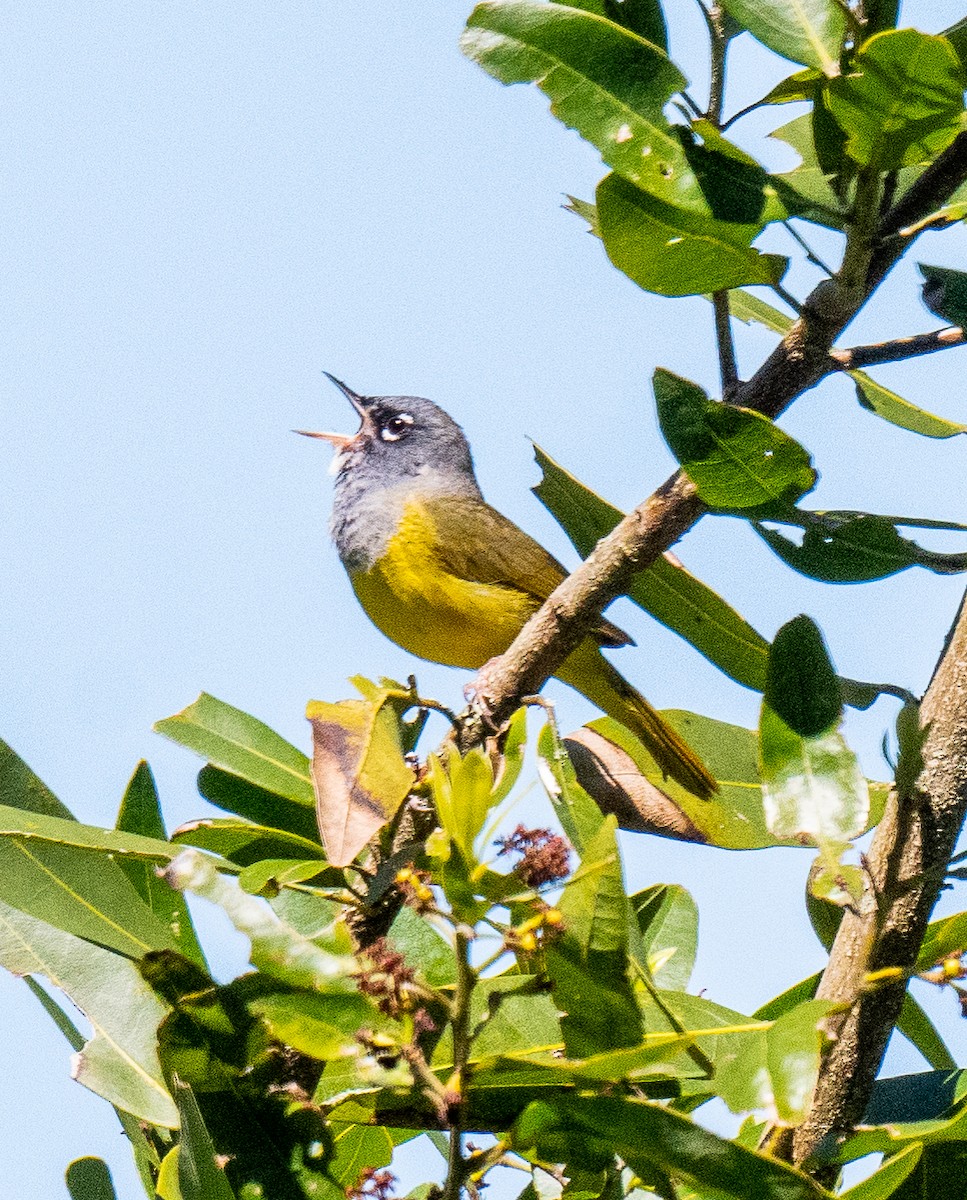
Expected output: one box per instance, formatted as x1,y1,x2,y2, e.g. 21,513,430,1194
306,693,415,866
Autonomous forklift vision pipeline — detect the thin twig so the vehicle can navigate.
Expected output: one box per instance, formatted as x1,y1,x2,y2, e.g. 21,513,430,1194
712,291,739,398
706,5,728,124
783,221,835,277
830,326,966,371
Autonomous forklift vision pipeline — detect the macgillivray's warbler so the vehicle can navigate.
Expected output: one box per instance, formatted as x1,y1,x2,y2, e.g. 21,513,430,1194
298,374,716,799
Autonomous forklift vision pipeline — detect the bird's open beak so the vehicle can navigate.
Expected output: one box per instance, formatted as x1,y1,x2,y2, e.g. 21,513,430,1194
294,373,374,450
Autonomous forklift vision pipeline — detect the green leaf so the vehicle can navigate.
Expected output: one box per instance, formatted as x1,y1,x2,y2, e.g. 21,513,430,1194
597,172,786,297
536,721,607,855
721,0,845,73
0,899,178,1126
514,1094,830,1199
715,999,834,1123
306,689,415,867
839,1145,922,1200
197,764,320,843
326,1117,395,1189
237,858,333,895
388,905,456,989
765,615,841,738
755,513,967,582
630,884,697,990
770,114,846,228
917,908,967,971
852,370,967,439
862,0,899,38
897,993,956,1071
0,737,74,819
759,704,868,850
827,30,966,170
556,0,667,50
945,17,967,67
546,817,643,1055
463,975,563,1061
428,745,497,862
920,261,967,328
174,1081,238,1200
533,445,770,691
761,618,869,863
0,805,184,957
116,762,206,967
172,815,324,867
66,1158,118,1200
461,3,699,207
155,693,314,806
164,849,357,991
653,369,815,507
727,289,794,334
250,990,392,1060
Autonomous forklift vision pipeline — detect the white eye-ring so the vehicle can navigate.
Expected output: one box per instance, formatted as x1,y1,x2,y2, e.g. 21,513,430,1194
381,412,414,441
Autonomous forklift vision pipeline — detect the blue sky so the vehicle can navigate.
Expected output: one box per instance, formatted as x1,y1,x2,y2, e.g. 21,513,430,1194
3,1,967,1193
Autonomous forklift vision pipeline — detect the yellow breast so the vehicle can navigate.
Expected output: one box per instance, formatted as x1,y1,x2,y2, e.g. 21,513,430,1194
348,499,537,669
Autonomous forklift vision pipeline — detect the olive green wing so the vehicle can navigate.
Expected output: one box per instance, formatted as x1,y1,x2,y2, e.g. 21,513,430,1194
423,495,631,649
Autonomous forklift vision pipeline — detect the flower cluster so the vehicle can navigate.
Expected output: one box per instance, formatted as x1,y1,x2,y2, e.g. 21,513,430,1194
495,824,571,888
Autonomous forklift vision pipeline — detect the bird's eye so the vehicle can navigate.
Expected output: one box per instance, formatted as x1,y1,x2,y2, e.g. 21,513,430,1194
381,413,414,442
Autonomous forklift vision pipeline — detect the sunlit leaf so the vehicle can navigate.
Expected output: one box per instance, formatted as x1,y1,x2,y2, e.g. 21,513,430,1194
839,1145,922,1200
761,618,868,864
155,693,314,806
536,721,607,855
0,805,183,958
715,1000,834,1123
461,3,703,208
654,369,815,507
721,0,846,73
769,114,846,228
630,883,697,990
827,30,966,169
172,815,324,867
546,817,643,1056
555,0,667,50
0,899,178,1126
0,737,73,819
852,371,967,439
427,745,495,861
197,765,320,844
250,991,392,1060
597,173,786,297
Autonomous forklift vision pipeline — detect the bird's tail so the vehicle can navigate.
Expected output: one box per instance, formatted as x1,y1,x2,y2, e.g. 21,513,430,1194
557,641,718,800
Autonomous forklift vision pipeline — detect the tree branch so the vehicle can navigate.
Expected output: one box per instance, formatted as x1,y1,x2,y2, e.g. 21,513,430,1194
830,326,966,371
790,587,967,1167
470,130,967,733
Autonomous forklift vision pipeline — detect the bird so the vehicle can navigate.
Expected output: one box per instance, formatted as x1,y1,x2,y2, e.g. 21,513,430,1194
298,374,716,799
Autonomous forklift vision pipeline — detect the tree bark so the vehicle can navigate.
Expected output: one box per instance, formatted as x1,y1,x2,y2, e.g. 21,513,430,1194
790,590,967,1166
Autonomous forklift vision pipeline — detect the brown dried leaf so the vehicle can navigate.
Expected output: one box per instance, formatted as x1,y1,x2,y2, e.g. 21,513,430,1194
306,695,415,867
